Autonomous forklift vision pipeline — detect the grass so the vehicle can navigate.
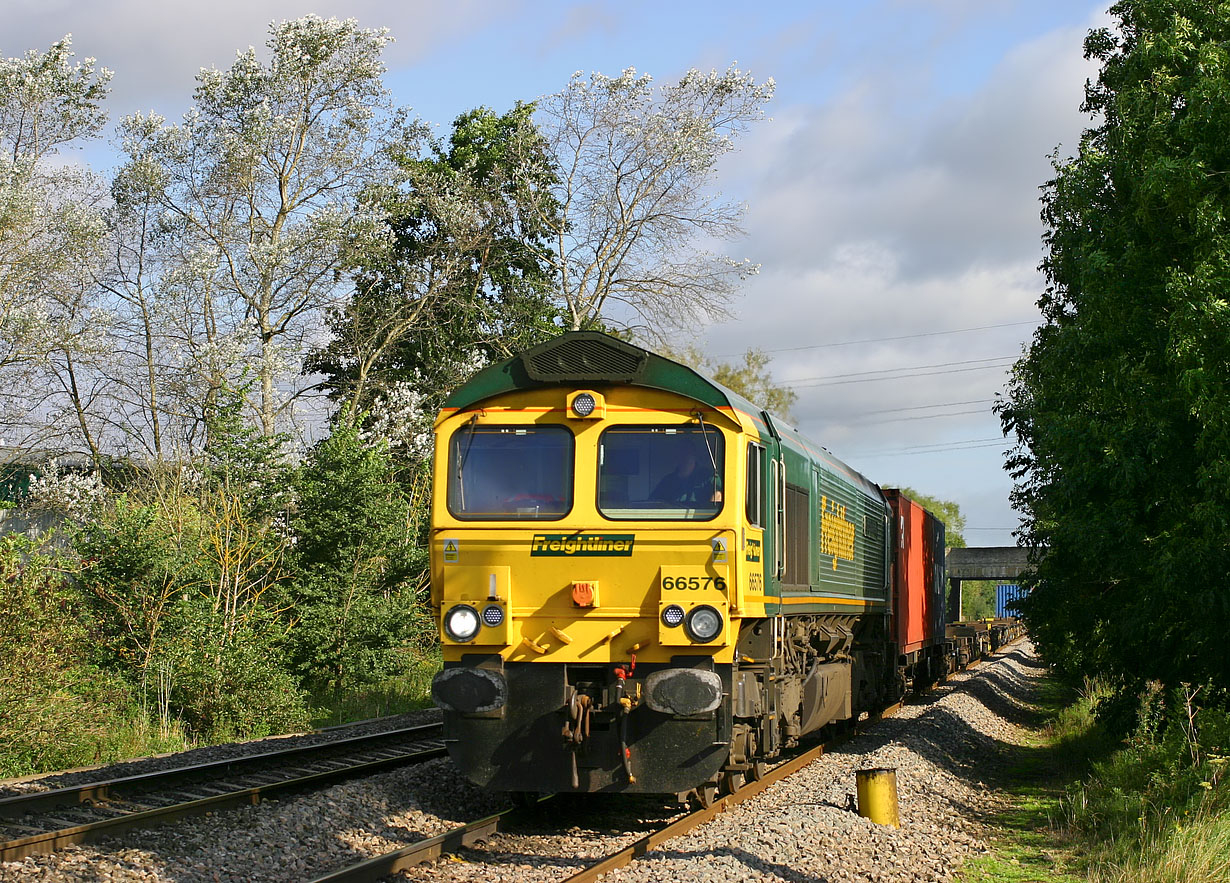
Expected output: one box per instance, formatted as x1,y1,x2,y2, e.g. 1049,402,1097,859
308,644,440,728
956,675,1230,883
0,645,441,780
956,676,1098,883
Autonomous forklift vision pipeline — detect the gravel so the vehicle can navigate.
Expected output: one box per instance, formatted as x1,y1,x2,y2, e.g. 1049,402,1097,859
0,643,1043,883
598,645,1044,883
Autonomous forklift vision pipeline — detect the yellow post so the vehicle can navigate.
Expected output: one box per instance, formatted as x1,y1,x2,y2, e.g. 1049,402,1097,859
855,767,900,827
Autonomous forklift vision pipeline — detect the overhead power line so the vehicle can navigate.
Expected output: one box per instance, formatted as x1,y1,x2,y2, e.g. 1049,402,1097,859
786,355,1012,384
715,320,1036,358
787,357,1016,389
845,407,990,427
856,437,1007,458
849,398,994,417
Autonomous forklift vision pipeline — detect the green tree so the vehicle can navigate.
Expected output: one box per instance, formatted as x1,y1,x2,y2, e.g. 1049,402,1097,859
200,379,293,521
308,103,563,453
284,415,424,692
998,0,1230,688
664,344,798,420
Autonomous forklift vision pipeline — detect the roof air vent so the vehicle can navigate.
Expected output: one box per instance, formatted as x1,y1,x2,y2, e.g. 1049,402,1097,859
521,333,648,383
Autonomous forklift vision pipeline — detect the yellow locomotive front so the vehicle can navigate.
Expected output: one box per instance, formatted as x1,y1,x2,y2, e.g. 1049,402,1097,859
429,337,765,795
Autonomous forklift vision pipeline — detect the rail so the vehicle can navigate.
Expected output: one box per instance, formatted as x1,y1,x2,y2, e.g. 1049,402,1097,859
0,722,444,861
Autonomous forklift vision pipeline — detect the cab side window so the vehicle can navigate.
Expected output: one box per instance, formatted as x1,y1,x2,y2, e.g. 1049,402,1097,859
746,443,764,526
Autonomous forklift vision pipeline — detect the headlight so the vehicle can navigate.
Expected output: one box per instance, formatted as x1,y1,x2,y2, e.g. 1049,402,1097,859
481,604,505,627
444,604,480,642
684,605,723,643
661,604,685,628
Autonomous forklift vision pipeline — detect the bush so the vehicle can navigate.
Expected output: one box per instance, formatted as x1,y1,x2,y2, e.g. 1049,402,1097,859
73,466,311,742
157,601,310,740
284,416,430,692
0,534,139,776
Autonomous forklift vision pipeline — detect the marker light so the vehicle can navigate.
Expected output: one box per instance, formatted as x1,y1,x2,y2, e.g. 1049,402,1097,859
684,605,724,643
661,604,686,628
444,604,480,642
481,604,505,628
572,392,596,417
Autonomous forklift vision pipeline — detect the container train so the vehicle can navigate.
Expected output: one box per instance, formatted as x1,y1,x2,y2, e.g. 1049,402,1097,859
429,331,1008,803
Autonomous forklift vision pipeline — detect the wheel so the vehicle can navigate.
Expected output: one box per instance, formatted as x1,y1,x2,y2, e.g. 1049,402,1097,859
721,769,746,795
748,760,769,782
695,781,719,808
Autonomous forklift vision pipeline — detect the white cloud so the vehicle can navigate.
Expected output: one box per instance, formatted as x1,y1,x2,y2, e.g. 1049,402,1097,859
696,11,1105,542
2,0,510,121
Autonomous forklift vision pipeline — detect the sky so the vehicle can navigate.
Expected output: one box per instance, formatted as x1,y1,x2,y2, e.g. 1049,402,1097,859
5,0,1111,547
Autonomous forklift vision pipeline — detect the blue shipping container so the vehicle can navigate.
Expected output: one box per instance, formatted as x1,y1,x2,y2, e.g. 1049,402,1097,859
996,583,1025,618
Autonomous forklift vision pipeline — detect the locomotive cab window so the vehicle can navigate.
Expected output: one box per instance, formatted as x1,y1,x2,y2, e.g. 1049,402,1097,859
746,442,765,527
447,424,573,519
598,425,724,520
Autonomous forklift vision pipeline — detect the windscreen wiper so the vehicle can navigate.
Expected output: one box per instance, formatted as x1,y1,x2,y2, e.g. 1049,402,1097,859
456,414,479,507
692,410,720,489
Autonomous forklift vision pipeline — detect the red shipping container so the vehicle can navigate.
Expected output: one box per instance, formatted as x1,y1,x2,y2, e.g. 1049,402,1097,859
883,489,947,654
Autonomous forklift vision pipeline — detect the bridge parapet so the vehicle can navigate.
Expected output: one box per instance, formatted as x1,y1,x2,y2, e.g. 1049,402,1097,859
944,546,1037,622
946,546,1032,580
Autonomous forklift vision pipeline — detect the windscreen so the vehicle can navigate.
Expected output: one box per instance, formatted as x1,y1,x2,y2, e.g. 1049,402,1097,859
448,424,573,519
598,425,724,520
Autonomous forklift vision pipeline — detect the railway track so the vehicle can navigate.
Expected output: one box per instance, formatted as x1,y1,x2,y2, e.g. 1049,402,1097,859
0,722,445,862
304,702,909,883
304,639,1026,883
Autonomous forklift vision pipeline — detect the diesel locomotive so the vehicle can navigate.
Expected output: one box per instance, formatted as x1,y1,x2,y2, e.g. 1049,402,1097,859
429,331,952,802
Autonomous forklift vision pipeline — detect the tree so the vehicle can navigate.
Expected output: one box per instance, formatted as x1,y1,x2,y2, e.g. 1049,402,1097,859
284,414,422,691
0,37,109,162
664,343,797,420
998,0,1230,689
0,38,111,456
91,150,182,459
525,66,773,338
308,103,563,445
117,16,410,437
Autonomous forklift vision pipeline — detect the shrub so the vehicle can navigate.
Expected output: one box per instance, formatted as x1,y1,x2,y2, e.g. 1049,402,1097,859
284,416,429,692
0,534,137,776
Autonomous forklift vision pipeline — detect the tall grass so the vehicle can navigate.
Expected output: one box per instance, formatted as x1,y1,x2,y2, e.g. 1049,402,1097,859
309,643,440,728
1058,680,1230,883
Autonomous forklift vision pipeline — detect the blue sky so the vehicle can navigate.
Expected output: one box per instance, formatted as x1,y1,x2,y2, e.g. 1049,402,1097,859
6,0,1111,546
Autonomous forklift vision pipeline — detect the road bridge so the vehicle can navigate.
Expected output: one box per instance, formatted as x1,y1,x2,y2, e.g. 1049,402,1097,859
945,546,1034,620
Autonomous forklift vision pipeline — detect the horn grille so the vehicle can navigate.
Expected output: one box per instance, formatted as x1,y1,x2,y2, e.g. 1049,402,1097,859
522,334,647,383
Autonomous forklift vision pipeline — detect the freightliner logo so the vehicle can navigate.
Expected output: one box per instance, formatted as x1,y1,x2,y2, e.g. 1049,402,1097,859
531,534,635,556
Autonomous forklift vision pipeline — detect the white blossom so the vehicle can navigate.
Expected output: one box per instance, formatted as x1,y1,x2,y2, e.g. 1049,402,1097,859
23,458,108,522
